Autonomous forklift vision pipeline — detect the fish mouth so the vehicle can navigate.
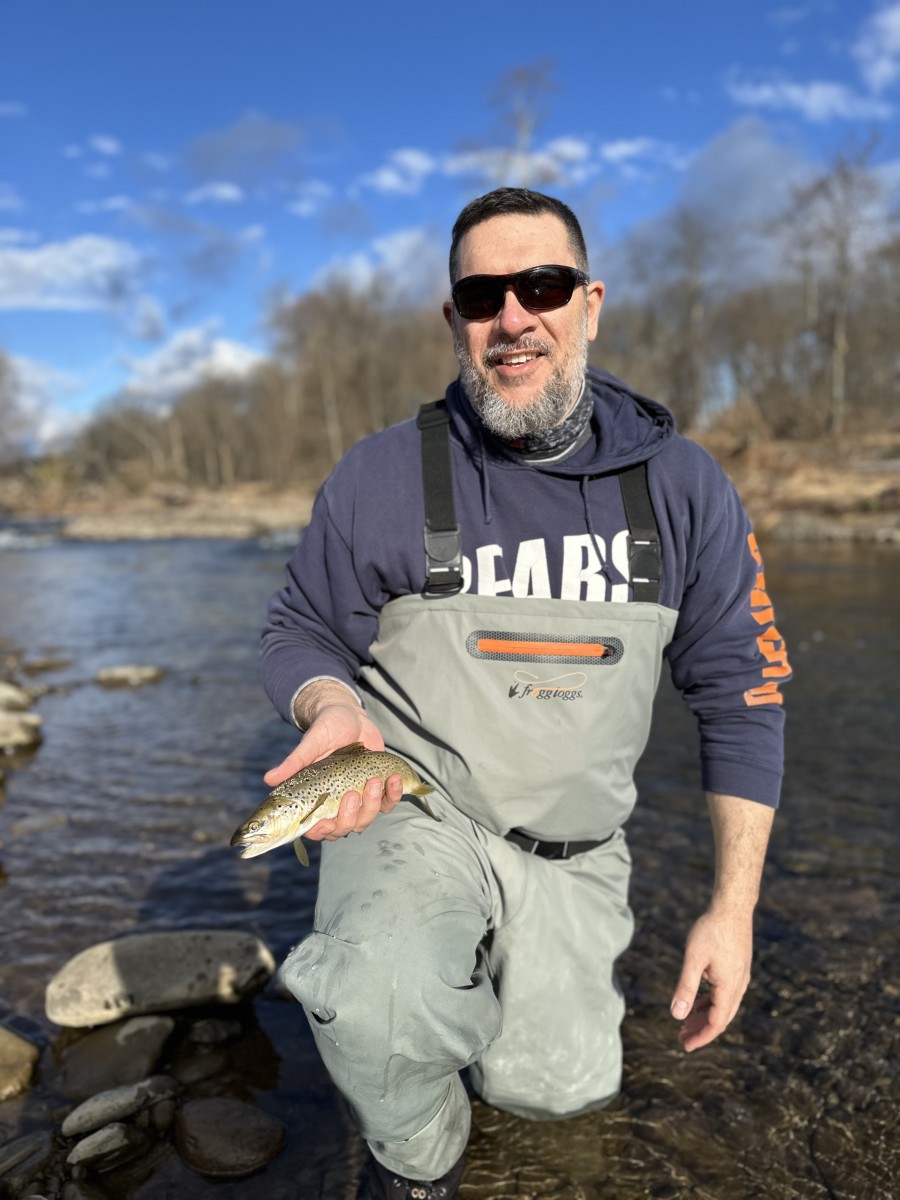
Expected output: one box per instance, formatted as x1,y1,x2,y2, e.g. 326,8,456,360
230,829,270,857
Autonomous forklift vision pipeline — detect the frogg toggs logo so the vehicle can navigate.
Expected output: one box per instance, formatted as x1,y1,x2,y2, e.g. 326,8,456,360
465,629,624,703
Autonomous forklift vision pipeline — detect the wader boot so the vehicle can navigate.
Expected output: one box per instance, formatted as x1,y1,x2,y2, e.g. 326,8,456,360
357,1151,466,1199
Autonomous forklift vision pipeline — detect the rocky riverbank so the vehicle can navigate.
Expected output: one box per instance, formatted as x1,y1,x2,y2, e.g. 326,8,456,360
1,432,899,544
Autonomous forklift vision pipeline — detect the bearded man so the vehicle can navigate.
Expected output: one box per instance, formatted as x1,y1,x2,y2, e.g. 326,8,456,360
260,187,789,1200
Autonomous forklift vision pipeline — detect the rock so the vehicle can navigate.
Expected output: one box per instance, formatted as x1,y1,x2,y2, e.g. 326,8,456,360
0,710,42,752
95,666,164,688
57,1017,175,1101
187,1017,242,1046
46,931,275,1027
10,811,68,838
63,1182,111,1200
175,1097,284,1178
0,1132,53,1195
170,1048,228,1086
61,1074,178,1137
0,682,30,712
0,1025,40,1100
65,1123,149,1172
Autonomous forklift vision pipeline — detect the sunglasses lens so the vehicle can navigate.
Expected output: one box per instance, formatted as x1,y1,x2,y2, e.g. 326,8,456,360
453,266,583,319
453,278,504,320
517,267,577,310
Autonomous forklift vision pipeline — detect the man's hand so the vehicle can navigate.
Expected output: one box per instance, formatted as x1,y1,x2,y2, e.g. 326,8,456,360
670,791,775,1052
263,682,404,843
670,905,753,1052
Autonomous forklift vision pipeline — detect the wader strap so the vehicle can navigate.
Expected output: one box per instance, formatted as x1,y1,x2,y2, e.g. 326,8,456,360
618,462,662,604
505,827,615,859
417,401,463,596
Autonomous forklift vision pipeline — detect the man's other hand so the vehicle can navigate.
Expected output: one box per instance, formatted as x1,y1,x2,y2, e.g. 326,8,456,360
669,906,753,1053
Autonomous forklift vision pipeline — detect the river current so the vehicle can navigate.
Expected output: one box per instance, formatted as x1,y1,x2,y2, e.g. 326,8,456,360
0,533,897,1199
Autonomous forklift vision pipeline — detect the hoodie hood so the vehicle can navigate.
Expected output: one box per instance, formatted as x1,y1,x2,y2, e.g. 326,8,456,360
444,364,675,478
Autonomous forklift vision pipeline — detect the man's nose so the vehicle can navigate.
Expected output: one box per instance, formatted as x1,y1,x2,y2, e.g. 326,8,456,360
496,285,537,335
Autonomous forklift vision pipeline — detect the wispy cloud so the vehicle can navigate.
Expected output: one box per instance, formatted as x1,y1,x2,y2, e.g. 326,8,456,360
75,195,134,215
184,181,245,205
0,235,144,311
316,226,445,298
89,134,122,157
853,2,900,94
0,183,24,212
0,228,38,246
360,149,438,195
725,74,894,121
7,354,83,448
84,162,112,180
0,101,28,118
122,321,263,399
286,179,333,217
444,136,593,188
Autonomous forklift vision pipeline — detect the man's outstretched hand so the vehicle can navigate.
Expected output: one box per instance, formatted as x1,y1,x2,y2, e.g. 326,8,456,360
670,906,753,1052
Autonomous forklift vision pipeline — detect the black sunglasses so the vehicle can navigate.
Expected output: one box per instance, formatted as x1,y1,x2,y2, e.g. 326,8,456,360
451,264,589,321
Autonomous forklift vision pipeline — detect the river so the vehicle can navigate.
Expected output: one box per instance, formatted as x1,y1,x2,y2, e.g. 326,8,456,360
0,533,897,1199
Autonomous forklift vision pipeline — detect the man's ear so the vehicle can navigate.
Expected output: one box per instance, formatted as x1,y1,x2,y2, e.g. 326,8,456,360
442,299,454,329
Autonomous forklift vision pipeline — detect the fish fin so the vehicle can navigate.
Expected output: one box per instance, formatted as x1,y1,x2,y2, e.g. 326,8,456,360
293,838,309,867
404,792,441,822
326,742,367,757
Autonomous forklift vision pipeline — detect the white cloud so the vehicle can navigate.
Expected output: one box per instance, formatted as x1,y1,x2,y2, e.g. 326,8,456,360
0,183,23,212
853,2,900,93
0,235,144,311
122,322,263,400
0,102,27,118
361,148,437,195
443,136,593,188
89,134,122,157
75,195,133,215
84,162,112,180
726,74,894,121
143,152,172,173
0,228,38,246
316,226,445,298
184,181,245,205
7,355,84,449
287,179,333,217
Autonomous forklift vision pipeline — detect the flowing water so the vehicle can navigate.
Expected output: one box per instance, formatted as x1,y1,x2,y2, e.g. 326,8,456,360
0,532,897,1199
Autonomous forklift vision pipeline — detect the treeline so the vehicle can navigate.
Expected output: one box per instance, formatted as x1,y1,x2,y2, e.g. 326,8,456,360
3,147,898,493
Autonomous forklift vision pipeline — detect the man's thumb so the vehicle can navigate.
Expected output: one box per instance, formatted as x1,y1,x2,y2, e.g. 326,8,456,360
670,962,703,1020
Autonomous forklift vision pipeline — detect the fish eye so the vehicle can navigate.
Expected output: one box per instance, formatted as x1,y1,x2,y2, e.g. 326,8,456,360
248,820,261,833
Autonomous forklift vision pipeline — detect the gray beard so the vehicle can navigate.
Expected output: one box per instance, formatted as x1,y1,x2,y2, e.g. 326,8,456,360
455,316,589,441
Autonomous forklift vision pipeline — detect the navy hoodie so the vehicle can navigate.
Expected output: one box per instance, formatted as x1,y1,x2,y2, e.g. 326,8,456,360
262,366,790,807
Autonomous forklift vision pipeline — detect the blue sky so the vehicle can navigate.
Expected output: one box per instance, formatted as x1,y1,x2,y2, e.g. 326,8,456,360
1,0,898,443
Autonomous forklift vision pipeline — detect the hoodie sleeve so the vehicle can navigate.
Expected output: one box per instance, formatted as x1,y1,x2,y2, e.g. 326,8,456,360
260,480,381,726
664,461,791,809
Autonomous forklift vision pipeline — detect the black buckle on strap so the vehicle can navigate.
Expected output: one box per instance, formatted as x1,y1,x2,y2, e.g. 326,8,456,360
628,535,661,585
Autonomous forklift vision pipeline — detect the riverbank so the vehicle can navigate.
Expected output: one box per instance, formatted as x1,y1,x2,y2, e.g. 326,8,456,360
1,431,898,543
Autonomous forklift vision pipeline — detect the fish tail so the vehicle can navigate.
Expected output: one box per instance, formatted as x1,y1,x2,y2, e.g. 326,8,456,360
405,791,441,822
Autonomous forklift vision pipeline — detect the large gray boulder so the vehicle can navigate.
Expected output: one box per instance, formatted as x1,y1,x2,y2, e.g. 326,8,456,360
0,681,30,711
45,930,275,1028
57,1016,175,1100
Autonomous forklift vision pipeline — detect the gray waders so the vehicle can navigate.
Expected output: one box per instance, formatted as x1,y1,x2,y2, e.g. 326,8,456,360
280,402,678,1181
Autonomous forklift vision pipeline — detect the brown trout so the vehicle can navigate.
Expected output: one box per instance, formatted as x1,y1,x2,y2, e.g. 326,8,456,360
230,742,439,866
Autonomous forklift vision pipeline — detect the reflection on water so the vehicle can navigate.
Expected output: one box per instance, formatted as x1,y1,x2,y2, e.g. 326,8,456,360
0,537,898,1198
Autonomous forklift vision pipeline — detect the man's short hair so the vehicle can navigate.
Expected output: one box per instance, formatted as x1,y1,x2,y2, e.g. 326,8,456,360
449,187,589,283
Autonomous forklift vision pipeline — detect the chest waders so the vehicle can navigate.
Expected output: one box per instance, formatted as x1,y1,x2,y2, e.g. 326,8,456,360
280,401,680,1182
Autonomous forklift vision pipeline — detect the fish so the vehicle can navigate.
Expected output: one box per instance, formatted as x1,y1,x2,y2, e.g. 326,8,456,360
230,742,440,866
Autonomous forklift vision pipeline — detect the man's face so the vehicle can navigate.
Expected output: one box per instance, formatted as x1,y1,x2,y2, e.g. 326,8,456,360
443,213,604,439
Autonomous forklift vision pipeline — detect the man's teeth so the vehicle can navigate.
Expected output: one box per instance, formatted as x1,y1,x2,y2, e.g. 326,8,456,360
501,353,537,365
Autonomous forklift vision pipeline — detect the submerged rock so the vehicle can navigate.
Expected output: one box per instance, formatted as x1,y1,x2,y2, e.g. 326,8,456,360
175,1097,284,1178
0,1025,40,1100
0,682,30,712
61,1074,178,1137
57,1017,175,1101
65,1122,149,1172
0,710,42,752
45,930,275,1027
95,666,164,688
0,1131,53,1195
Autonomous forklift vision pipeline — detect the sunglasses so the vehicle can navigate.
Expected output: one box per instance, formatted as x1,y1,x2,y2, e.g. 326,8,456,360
451,264,589,321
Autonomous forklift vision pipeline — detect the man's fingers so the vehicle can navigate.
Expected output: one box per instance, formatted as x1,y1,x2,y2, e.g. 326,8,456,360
381,774,404,812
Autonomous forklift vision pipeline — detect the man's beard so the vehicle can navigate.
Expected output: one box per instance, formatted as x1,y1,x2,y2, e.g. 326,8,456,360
454,313,589,441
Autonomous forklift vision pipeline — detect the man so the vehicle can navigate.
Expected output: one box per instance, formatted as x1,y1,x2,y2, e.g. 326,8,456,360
261,187,789,1200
